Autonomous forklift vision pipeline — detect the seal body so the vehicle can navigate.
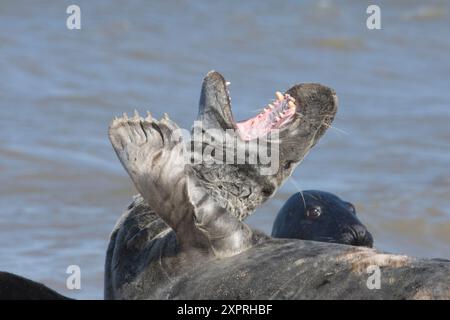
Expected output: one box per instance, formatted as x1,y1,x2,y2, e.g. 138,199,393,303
272,191,373,247
0,272,70,300
105,196,450,300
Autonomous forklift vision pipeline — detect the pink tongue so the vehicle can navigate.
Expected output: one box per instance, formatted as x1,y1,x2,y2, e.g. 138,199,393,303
236,113,273,141
236,93,297,141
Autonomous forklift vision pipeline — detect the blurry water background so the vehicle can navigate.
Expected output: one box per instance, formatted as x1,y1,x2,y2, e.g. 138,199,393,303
0,0,449,299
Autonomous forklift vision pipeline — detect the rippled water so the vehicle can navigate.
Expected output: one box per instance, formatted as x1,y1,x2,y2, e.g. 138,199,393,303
0,0,449,299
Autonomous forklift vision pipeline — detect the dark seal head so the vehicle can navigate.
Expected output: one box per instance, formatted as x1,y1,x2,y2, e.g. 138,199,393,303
272,190,373,248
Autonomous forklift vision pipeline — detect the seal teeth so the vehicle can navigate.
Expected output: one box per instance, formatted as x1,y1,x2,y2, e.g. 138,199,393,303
123,113,128,120
288,101,296,109
226,81,231,86
264,104,273,112
146,111,152,121
163,112,169,120
275,91,284,101
133,110,140,120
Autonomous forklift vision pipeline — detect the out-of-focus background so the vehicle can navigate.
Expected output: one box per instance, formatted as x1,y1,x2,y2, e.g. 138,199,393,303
0,0,449,299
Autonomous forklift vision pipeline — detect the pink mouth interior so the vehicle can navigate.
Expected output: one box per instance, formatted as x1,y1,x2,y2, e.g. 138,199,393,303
236,93,297,141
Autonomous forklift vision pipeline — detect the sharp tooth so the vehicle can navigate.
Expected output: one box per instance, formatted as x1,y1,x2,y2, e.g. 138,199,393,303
275,91,284,101
123,113,128,120
134,110,140,119
163,112,169,120
288,101,296,109
264,103,275,111
146,111,152,121
226,81,231,86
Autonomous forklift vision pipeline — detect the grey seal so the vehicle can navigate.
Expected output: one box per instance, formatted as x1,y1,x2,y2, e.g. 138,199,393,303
272,190,373,247
105,71,450,300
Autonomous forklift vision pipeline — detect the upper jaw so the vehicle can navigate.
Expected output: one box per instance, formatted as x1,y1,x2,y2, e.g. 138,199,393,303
285,83,337,148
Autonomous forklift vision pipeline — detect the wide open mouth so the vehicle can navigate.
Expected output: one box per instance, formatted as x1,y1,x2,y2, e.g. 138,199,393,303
235,92,297,141
194,71,337,220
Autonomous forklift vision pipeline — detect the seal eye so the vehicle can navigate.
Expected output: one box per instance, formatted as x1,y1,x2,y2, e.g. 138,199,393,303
306,206,321,219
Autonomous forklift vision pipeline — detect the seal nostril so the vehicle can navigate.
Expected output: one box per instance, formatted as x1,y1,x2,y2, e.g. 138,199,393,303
345,225,373,248
351,235,373,248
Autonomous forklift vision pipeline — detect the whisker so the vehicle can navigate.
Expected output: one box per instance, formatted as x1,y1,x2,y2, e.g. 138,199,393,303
288,178,306,208
322,121,350,136
249,108,265,113
308,193,320,201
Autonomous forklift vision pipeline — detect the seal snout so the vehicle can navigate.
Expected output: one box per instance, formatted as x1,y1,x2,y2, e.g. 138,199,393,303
341,224,374,248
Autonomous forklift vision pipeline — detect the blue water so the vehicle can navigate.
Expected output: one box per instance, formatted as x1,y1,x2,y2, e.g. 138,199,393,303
0,0,449,299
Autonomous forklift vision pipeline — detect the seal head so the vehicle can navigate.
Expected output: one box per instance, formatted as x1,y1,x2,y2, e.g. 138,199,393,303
272,190,373,247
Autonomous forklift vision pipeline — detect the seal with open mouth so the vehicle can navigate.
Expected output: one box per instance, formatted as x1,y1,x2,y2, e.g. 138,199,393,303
105,71,450,300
